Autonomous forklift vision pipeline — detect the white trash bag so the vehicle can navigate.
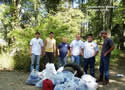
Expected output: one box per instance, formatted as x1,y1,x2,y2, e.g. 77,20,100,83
64,80,78,90
35,79,43,88
45,63,57,74
38,63,57,80
26,69,40,85
36,63,56,87
73,77,81,85
54,84,65,90
57,67,64,72
54,72,65,84
79,74,98,90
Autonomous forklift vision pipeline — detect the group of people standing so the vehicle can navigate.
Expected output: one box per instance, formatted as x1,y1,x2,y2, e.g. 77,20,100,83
30,31,114,85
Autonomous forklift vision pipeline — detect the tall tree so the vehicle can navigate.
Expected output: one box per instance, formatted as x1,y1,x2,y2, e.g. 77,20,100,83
121,0,125,49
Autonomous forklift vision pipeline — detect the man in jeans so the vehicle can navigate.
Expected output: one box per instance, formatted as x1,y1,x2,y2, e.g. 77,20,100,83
97,31,115,85
81,34,99,77
57,37,70,67
70,34,83,65
30,32,44,72
44,32,56,63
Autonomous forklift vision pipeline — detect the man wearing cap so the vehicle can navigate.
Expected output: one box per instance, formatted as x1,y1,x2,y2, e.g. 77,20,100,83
30,32,44,72
97,31,115,85
44,32,56,64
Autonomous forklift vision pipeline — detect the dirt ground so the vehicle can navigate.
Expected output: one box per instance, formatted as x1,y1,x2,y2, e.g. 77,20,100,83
0,54,125,90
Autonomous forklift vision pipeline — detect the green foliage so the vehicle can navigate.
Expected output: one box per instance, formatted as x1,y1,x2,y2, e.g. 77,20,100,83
7,9,84,70
0,0,124,71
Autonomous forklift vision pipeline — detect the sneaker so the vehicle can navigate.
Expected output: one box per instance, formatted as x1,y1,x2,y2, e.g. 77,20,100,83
96,78,103,82
103,80,109,85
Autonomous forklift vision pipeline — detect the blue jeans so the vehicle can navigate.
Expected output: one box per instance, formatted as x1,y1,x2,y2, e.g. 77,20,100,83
71,55,81,65
99,56,110,80
30,53,40,72
58,56,67,68
83,57,95,77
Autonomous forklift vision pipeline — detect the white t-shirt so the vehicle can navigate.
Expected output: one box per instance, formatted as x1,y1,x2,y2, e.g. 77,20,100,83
30,38,44,55
70,40,83,56
83,41,99,59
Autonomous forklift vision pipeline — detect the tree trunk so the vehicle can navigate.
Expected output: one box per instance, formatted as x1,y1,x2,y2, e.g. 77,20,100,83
107,0,113,37
120,0,125,49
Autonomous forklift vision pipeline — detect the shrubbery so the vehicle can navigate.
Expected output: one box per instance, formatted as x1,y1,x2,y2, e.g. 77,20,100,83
6,9,84,71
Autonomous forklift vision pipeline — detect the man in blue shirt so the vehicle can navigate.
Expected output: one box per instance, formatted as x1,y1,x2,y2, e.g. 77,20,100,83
97,31,115,85
57,37,70,67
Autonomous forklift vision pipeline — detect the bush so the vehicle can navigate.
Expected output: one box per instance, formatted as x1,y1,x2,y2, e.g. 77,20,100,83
7,9,84,71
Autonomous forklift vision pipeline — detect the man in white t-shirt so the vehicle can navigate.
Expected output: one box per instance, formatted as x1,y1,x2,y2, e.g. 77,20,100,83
70,34,83,65
81,34,99,77
30,32,44,72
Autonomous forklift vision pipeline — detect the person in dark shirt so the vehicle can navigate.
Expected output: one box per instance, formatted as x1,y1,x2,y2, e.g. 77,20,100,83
57,37,70,68
97,31,115,85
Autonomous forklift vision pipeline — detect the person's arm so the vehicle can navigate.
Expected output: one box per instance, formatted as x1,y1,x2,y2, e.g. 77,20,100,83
41,47,44,56
81,42,84,56
81,48,84,56
41,40,44,56
57,48,60,56
43,39,47,56
98,43,103,46
70,47,72,56
30,45,32,56
104,40,115,57
94,51,98,56
94,44,99,56
67,49,70,56
104,45,115,57
66,45,70,56
70,41,73,56
53,41,56,56
57,44,60,56
30,40,33,56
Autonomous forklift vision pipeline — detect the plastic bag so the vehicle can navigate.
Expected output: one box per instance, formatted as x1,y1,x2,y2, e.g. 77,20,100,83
37,71,44,79
36,74,55,88
38,63,56,79
57,67,64,72
55,78,80,90
54,72,65,84
54,84,65,90
64,80,78,90
35,79,43,88
54,71,74,85
26,69,40,85
36,63,56,86
45,63,57,74
73,77,81,85
81,74,96,82
79,74,98,90
63,71,74,81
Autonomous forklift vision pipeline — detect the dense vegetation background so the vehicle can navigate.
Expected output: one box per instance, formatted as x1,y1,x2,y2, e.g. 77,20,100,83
0,0,124,71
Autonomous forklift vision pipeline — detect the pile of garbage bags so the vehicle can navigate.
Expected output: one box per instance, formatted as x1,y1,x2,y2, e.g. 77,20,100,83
26,69,40,85
26,63,98,90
